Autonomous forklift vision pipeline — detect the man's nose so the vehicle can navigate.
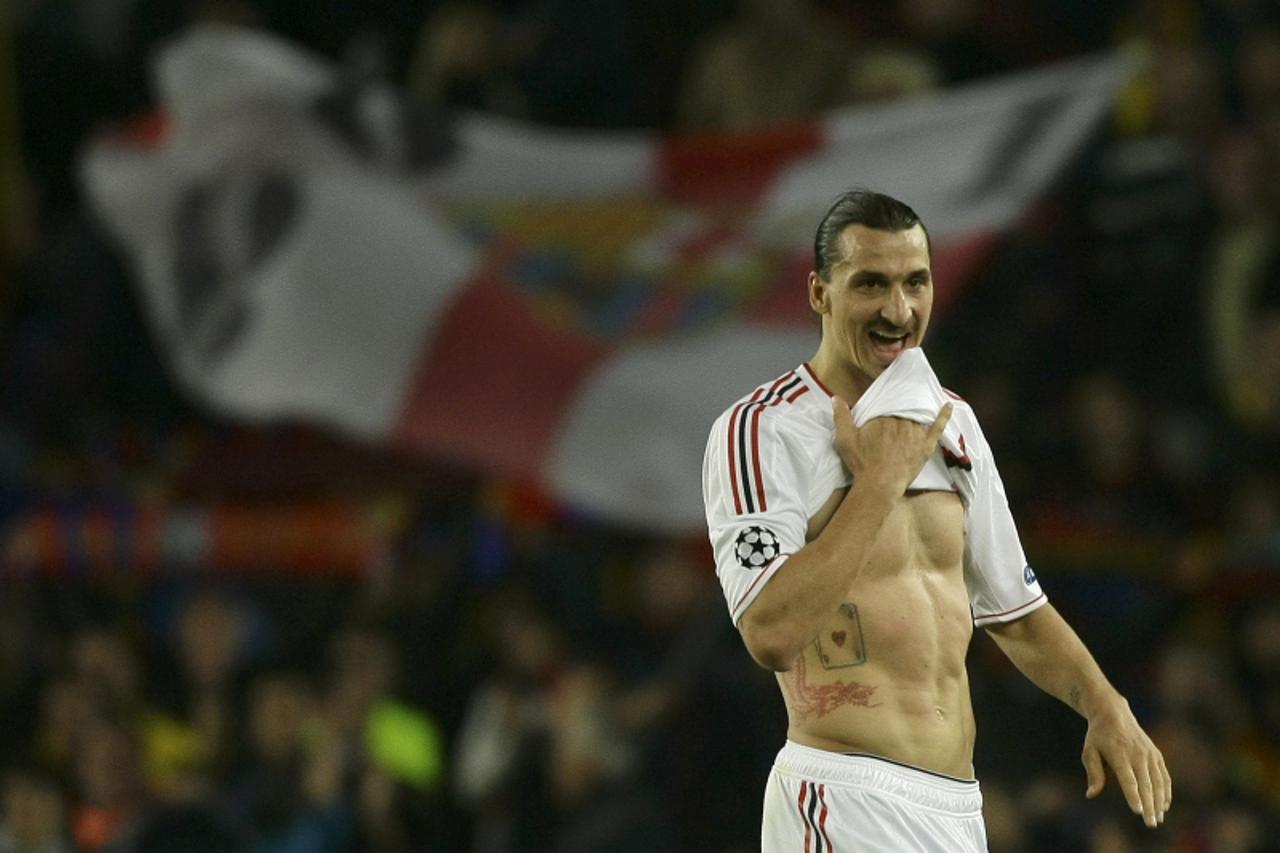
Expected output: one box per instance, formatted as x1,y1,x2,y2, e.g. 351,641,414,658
880,285,911,326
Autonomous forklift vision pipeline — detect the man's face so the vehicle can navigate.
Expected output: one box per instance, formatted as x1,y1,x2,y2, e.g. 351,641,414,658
808,223,933,385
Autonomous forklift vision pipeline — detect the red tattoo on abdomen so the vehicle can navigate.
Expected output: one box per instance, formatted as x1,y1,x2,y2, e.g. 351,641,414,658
786,653,881,718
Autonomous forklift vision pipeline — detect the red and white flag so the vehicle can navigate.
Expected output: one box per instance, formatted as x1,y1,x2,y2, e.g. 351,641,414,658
81,25,1133,532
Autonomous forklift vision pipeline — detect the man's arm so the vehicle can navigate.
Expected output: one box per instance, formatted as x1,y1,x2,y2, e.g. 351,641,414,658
984,603,1172,828
738,397,951,671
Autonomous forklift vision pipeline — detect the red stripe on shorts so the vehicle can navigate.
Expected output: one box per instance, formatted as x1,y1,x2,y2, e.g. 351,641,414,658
797,781,811,852
818,783,833,852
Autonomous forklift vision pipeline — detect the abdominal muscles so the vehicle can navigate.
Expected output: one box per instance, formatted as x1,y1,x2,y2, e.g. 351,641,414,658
780,489,976,772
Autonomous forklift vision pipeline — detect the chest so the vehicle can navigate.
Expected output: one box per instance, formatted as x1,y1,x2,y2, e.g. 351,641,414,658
806,485,966,573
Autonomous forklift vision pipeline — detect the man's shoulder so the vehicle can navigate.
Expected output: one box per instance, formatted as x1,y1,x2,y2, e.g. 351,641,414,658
939,386,981,424
710,366,826,431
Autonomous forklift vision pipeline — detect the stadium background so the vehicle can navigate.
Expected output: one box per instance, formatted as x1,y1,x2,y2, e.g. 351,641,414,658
3,1,1280,851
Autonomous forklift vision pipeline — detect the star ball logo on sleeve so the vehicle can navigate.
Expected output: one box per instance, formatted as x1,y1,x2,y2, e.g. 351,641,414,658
735,525,780,570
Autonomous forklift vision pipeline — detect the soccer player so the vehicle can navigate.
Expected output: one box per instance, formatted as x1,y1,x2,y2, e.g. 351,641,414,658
702,190,1170,851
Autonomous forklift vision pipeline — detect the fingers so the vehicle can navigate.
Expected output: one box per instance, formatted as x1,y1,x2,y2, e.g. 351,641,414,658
925,402,954,447
1134,758,1157,828
831,395,855,441
1115,762,1144,822
831,397,952,443
1158,750,1173,811
1152,750,1172,823
1083,746,1105,799
831,398,952,487
1084,712,1172,829
831,395,852,423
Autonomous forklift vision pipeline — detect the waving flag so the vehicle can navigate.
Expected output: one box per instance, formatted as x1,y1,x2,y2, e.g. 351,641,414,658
81,25,1133,532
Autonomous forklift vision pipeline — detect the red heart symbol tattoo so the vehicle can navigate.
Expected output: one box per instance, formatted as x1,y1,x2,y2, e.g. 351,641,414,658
832,631,847,647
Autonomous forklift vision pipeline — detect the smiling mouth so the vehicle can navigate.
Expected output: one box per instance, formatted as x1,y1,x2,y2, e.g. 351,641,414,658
868,329,910,361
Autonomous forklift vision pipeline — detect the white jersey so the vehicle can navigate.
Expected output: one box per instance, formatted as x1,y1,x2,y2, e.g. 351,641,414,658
701,349,1046,628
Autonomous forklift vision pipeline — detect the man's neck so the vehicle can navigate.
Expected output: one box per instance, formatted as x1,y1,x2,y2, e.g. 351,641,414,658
808,350,874,404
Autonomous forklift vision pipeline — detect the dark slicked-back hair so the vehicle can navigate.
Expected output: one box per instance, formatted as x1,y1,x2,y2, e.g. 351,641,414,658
813,189,928,280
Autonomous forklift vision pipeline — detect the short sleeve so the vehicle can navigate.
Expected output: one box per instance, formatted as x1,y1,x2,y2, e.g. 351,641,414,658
957,411,1047,625
703,405,811,626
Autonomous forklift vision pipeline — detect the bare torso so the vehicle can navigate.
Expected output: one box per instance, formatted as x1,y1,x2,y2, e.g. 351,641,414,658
779,485,976,778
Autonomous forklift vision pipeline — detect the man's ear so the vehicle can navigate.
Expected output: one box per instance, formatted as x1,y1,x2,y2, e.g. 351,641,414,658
808,271,829,315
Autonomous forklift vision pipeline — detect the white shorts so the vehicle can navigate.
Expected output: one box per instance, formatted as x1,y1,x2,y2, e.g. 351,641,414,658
762,741,988,853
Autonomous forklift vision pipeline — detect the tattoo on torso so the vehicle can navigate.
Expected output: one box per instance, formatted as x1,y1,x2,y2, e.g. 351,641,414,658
784,603,879,718
815,603,867,669
785,653,881,718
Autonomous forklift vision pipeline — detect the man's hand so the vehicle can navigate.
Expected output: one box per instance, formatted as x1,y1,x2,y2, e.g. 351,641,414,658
1082,699,1172,828
983,604,1173,831
831,396,952,495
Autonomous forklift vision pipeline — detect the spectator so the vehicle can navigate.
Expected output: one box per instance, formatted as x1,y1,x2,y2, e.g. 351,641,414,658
609,544,778,852
1221,470,1280,570
454,583,652,852
977,782,1028,853
1032,371,1183,539
893,0,1009,83
843,46,941,105
405,3,506,115
1236,24,1280,121
70,716,145,853
224,670,318,850
346,765,427,853
143,591,252,797
1203,126,1280,437
33,678,95,790
1074,56,1218,397
406,0,645,128
0,597,44,760
675,0,852,132
317,625,449,849
0,767,72,853
69,628,145,725
1152,640,1250,739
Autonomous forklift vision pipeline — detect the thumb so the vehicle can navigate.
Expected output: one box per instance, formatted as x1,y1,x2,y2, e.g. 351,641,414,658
1083,746,1106,799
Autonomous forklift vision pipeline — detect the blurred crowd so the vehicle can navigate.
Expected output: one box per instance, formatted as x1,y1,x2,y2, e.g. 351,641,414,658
4,0,1280,851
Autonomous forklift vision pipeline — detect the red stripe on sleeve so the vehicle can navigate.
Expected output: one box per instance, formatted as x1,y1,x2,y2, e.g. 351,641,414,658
975,592,1047,622
749,404,767,512
744,372,796,512
729,385,771,515
726,403,744,515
